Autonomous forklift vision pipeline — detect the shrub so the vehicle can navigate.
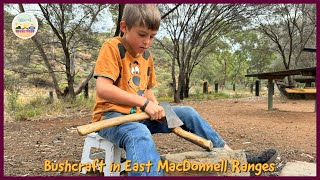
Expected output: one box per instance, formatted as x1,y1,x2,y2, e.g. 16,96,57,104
4,91,95,121
4,89,20,113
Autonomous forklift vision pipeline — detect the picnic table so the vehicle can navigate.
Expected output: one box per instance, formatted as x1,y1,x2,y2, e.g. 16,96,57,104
245,67,316,111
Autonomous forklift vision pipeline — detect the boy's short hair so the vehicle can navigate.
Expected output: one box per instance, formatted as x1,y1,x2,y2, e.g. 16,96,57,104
122,4,161,30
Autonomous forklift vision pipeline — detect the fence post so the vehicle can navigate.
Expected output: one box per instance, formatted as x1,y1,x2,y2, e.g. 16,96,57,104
215,82,218,93
203,82,208,94
268,79,274,110
255,80,260,96
250,83,254,93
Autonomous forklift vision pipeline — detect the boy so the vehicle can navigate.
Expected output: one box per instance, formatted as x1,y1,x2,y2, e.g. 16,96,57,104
93,4,277,176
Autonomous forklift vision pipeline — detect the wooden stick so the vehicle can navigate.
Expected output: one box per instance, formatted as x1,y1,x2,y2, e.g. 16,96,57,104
77,112,214,151
77,112,150,136
171,127,213,151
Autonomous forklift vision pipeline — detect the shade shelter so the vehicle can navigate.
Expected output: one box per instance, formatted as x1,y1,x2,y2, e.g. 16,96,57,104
245,67,316,111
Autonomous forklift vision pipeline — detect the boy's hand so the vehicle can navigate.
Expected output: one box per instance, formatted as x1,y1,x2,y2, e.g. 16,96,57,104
144,100,165,121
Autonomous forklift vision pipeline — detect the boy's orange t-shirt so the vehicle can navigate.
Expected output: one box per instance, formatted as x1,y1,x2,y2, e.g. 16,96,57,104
92,36,157,122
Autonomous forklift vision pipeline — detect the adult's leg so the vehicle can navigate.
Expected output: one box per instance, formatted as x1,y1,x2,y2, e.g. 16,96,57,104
98,112,163,176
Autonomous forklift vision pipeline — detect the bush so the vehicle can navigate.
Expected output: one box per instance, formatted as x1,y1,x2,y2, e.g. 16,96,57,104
188,92,230,100
154,84,173,98
27,77,53,88
4,92,95,121
15,106,43,121
4,89,20,113
194,86,202,95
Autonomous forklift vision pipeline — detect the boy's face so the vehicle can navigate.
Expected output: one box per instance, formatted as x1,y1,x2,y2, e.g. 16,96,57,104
121,21,158,57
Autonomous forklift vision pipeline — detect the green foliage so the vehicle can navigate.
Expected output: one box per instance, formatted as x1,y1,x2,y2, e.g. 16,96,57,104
154,85,173,98
4,90,20,113
255,4,316,70
5,4,313,110
188,92,230,101
152,45,173,98
188,88,252,101
193,86,202,95
157,96,174,103
4,92,95,121
4,4,110,100
15,105,43,121
4,70,18,90
229,29,275,74
27,77,53,88
4,70,22,113
191,29,276,90
4,92,44,121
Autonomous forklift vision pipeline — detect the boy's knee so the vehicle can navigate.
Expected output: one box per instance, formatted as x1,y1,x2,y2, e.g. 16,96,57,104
129,123,152,139
182,106,196,112
173,106,196,115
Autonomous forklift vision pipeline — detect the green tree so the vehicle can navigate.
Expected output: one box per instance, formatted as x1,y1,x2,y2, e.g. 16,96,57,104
159,4,255,103
229,29,276,86
255,4,316,85
16,4,109,99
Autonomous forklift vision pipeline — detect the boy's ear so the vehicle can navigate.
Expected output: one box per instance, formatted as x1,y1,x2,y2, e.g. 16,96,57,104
120,21,127,33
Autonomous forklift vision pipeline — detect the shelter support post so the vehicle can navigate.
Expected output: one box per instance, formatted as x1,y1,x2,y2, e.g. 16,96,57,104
268,79,274,111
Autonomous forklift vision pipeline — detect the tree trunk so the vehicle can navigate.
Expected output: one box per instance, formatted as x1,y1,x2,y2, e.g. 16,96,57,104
18,4,64,98
172,40,181,103
179,76,185,100
174,91,180,103
64,46,76,99
75,67,94,95
172,51,180,103
185,77,190,98
114,4,125,37
222,57,227,91
174,73,185,103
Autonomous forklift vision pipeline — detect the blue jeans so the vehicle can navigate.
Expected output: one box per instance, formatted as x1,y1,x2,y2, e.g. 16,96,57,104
98,106,225,176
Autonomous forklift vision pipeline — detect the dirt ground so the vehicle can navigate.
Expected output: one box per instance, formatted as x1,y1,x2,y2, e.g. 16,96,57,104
3,96,317,176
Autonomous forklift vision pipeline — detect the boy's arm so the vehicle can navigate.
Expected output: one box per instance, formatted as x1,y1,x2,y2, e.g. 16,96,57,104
96,77,145,107
144,89,159,105
96,77,164,120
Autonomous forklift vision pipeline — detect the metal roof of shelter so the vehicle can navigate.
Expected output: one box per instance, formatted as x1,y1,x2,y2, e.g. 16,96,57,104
245,67,316,79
